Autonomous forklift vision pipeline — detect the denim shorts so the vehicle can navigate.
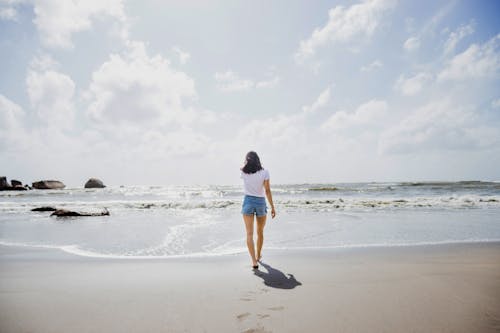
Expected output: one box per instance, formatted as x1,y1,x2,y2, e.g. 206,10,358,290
241,195,267,217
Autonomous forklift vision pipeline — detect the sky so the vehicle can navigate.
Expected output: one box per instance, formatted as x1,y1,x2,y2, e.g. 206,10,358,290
0,0,499,186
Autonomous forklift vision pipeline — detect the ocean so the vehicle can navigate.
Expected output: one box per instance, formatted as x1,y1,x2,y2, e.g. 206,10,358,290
1,181,499,258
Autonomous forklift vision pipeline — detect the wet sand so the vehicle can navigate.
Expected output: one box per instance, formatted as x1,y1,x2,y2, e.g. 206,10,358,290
1,243,499,332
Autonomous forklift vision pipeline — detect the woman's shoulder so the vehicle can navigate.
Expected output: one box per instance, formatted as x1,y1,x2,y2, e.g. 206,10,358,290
241,168,269,177
259,168,270,179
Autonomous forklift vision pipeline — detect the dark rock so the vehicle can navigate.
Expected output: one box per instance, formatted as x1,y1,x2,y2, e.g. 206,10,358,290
0,177,27,191
32,206,57,212
51,208,110,217
12,186,27,191
84,178,106,188
32,180,65,190
11,179,22,187
0,177,9,188
51,209,81,217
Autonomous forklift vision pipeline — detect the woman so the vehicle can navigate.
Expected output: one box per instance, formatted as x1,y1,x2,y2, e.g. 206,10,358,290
240,151,276,269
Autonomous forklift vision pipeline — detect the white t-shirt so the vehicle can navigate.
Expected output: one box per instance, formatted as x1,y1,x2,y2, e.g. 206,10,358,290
241,169,270,197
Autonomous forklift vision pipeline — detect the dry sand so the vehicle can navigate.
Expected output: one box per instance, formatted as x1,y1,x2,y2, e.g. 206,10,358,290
0,243,499,333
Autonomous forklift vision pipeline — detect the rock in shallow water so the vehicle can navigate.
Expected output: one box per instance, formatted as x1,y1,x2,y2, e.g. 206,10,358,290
84,178,106,188
32,180,65,190
0,177,8,188
11,179,22,187
51,208,110,217
0,177,28,191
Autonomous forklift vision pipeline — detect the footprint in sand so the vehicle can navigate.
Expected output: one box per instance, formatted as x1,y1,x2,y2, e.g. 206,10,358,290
236,312,251,321
267,306,284,311
241,326,271,333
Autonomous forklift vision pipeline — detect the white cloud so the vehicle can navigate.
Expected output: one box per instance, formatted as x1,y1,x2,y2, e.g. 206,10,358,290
0,94,27,152
1,4,221,183
321,99,388,131
443,20,475,56
402,2,455,54
215,71,280,91
237,113,304,148
85,41,196,125
214,71,254,92
256,76,280,89
379,98,500,154
172,46,190,65
1,43,215,182
403,36,420,51
26,67,76,128
394,72,432,96
129,126,213,158
360,60,383,72
0,6,17,20
29,53,59,71
81,41,217,160
294,0,396,62
0,94,24,131
438,34,500,81
302,86,331,113
30,0,127,48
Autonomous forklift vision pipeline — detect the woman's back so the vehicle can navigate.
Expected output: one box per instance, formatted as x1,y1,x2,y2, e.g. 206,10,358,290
241,169,270,197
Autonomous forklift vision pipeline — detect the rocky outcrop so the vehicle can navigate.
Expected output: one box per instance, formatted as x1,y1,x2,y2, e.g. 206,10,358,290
51,208,110,217
11,179,22,187
0,177,8,188
84,178,106,188
0,177,28,191
32,180,65,190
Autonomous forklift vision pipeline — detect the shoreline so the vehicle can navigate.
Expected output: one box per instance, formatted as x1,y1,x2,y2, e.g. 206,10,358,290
1,242,499,332
1,239,500,261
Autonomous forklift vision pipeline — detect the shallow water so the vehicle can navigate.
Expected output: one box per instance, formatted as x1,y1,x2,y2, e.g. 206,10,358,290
1,182,499,258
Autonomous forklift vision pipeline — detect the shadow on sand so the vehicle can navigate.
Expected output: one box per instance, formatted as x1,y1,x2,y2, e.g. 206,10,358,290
253,261,302,289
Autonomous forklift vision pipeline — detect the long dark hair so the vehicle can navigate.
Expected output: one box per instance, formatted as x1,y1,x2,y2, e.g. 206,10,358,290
241,151,263,174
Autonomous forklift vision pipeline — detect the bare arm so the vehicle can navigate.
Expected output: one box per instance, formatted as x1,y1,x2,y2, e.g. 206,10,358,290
263,179,276,218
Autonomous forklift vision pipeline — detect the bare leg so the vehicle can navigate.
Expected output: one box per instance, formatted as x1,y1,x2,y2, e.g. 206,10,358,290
256,215,267,261
243,214,257,266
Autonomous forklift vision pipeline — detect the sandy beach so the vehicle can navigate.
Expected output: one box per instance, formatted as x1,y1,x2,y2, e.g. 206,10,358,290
1,243,499,333
2,0,499,332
